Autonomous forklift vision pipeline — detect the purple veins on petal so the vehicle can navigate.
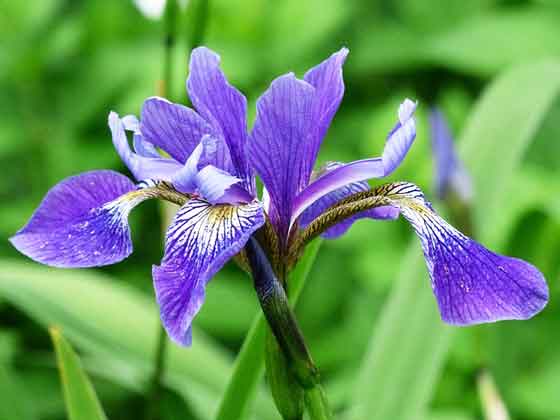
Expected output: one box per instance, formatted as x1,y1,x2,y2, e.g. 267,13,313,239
429,108,472,202
393,185,548,325
9,170,145,268
299,162,399,239
153,199,265,345
248,73,316,238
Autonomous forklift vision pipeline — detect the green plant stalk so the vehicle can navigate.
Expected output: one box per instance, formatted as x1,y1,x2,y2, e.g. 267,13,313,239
245,238,332,420
147,2,179,419
214,240,322,420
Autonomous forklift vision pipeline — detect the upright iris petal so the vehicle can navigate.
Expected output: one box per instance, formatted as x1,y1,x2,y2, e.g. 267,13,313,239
10,171,143,268
153,199,265,345
429,108,473,202
188,47,253,192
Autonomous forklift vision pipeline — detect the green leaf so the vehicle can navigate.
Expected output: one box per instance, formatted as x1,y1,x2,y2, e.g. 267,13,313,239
348,59,560,420
0,260,273,418
49,327,108,420
214,239,322,420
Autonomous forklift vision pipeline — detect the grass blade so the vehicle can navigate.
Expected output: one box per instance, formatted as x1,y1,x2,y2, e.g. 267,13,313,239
49,327,108,420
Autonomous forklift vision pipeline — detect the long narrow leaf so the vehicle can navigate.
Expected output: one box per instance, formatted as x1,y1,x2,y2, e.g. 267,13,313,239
49,327,108,420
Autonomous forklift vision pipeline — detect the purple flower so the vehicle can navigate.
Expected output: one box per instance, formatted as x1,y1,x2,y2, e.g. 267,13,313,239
429,108,472,202
247,49,548,325
11,47,265,346
11,47,548,347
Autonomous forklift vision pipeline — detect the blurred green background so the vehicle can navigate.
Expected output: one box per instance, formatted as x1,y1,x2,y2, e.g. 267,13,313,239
1,1,559,419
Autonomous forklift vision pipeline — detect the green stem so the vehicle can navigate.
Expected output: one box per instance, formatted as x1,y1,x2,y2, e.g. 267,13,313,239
145,326,168,420
189,0,210,50
305,386,332,420
214,240,322,420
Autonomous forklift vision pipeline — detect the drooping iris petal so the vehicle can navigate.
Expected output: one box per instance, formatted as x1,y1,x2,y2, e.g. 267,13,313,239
429,108,472,202
187,47,252,191
385,183,548,325
153,199,265,345
249,73,315,238
109,112,182,181
140,97,233,171
299,163,399,239
291,98,417,225
303,47,348,179
9,171,148,268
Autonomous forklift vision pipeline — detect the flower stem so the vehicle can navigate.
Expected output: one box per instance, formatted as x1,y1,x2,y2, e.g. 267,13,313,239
245,237,332,419
145,326,168,420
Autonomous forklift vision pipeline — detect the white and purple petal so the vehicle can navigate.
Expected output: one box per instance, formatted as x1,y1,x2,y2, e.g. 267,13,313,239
382,99,417,175
153,199,265,345
109,112,182,181
248,73,315,237
391,184,548,325
187,47,252,191
429,108,472,202
9,171,147,268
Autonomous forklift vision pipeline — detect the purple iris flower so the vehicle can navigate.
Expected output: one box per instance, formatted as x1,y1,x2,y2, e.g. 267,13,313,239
429,108,472,202
11,47,548,347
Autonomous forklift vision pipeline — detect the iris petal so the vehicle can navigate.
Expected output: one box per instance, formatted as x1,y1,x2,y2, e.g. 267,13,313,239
153,199,265,345
9,171,146,268
187,47,252,191
291,99,416,226
249,73,315,238
387,183,548,325
140,97,234,170
429,108,472,201
109,112,182,181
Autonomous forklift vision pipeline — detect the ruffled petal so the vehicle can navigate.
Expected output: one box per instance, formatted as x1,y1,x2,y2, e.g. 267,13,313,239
9,171,149,268
299,163,398,239
109,112,182,181
385,183,548,325
303,47,348,178
187,47,252,190
140,97,233,171
291,99,417,225
429,108,472,202
248,73,315,238
153,199,265,345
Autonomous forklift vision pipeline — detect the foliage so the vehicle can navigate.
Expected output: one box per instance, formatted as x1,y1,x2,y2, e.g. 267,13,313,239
0,1,559,419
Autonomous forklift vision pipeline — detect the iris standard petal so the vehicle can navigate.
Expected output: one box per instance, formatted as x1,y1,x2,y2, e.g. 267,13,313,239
382,98,417,176
429,108,472,202
9,170,147,268
299,163,399,239
141,97,234,170
187,47,252,190
153,199,265,345
249,73,315,237
291,99,417,225
109,112,183,181
385,183,548,325
303,47,348,178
